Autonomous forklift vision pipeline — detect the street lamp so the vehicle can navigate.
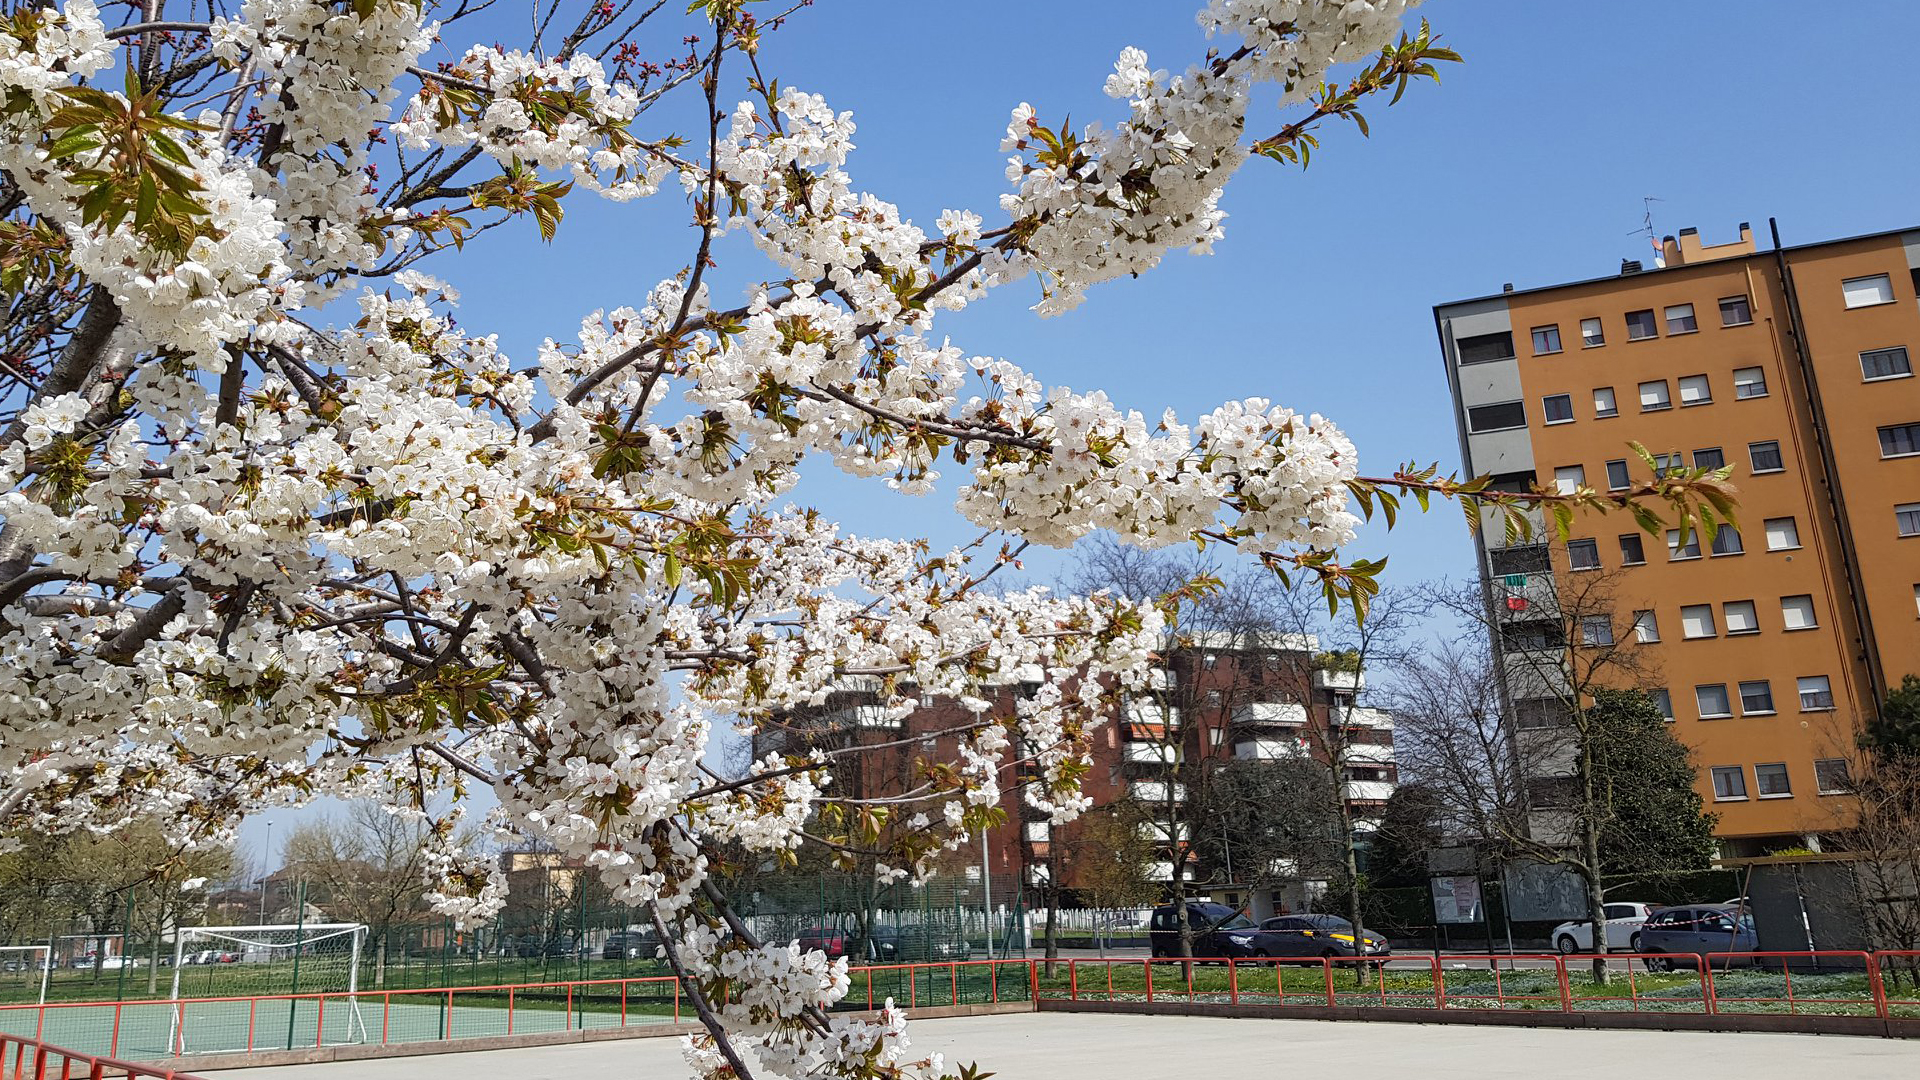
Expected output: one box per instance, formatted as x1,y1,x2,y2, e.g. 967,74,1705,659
258,820,273,924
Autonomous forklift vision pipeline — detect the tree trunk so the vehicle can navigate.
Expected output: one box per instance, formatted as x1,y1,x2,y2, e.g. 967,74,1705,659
1580,735,1610,986
1043,883,1058,976
375,932,388,989
1337,795,1368,987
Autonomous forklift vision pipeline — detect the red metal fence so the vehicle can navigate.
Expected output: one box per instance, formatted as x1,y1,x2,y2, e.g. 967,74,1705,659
5,950,1919,1069
1032,950,1920,1021
0,1032,200,1080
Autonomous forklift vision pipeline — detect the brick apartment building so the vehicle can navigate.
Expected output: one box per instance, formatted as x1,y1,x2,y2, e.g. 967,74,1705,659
1437,220,1920,856
755,633,1397,900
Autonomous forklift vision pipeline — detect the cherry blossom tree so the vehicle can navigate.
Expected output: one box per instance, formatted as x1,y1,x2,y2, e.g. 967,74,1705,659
0,0,1737,1074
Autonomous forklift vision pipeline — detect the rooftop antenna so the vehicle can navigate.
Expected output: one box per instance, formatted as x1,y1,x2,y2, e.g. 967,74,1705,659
1630,196,1666,268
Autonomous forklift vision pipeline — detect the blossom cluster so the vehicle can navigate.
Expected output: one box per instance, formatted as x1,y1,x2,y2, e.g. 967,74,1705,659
0,3,1423,1077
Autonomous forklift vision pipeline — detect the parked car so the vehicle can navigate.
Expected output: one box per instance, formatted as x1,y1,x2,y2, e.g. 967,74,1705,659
1550,902,1658,954
604,929,660,961
865,923,971,963
1148,903,1267,959
795,925,847,959
1257,914,1391,962
1637,905,1757,970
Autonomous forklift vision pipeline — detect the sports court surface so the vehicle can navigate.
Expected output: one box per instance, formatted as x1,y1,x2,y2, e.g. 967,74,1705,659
202,1012,1920,1080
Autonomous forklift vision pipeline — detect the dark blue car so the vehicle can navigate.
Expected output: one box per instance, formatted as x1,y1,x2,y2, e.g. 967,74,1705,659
1637,905,1757,970
1148,903,1265,958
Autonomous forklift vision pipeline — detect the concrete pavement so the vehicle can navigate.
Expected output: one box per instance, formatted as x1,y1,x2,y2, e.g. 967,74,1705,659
203,1010,1920,1080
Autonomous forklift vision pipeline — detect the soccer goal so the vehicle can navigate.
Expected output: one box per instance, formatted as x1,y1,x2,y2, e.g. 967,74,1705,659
168,923,368,1055
0,946,50,1004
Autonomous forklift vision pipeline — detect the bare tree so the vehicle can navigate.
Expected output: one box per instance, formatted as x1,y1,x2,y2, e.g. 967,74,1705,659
1252,574,1419,982
281,802,439,988
1066,537,1287,961
1424,569,1672,983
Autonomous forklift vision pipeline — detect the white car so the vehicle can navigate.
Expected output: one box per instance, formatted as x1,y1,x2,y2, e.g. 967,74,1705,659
1551,902,1657,954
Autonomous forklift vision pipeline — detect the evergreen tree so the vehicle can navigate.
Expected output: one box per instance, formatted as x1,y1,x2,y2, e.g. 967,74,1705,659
1364,783,1444,888
1861,674,1920,761
1586,688,1718,874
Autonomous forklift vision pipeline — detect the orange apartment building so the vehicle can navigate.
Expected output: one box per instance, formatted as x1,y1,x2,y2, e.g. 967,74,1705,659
1437,220,1920,856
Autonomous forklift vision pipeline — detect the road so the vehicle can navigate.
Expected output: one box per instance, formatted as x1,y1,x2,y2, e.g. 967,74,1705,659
1051,946,1574,970
202,1011,1920,1080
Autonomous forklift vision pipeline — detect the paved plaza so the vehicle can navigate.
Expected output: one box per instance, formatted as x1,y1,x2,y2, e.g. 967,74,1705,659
202,1011,1920,1080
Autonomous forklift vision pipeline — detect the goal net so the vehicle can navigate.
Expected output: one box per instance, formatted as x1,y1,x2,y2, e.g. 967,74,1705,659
0,946,49,1005
168,923,368,1055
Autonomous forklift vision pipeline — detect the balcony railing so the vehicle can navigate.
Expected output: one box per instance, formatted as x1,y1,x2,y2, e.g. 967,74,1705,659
1230,701,1308,727
1129,780,1187,804
1122,741,1179,765
1232,738,1306,761
1342,779,1395,802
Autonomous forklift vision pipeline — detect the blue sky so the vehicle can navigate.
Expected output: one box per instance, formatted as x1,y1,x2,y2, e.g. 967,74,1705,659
238,0,1920,864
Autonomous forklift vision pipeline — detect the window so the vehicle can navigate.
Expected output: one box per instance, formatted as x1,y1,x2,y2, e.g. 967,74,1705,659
1023,820,1051,841
1554,465,1585,494
1739,680,1775,715
1815,758,1853,795
1678,374,1713,405
1632,610,1660,643
1581,317,1605,347
1693,447,1725,471
1594,461,1628,494
1681,604,1716,639
1842,273,1894,309
1467,401,1526,433
1667,529,1701,560
1710,526,1744,556
1515,698,1571,730
1531,325,1563,355
1755,763,1792,798
1733,366,1768,399
1542,394,1575,424
1566,538,1600,570
1749,440,1784,473
1593,386,1618,417
1861,346,1913,380
1880,422,1920,458
1695,684,1732,719
1618,533,1646,565
1665,303,1698,334
1900,503,1920,538
1719,295,1753,326
1781,594,1818,631
1711,766,1748,800
1650,688,1673,720
1765,517,1801,551
1579,615,1613,646
1457,331,1516,365
1797,675,1835,711
1639,380,1671,411
1626,309,1659,339
1490,545,1550,576
1723,599,1758,634
1653,452,1683,475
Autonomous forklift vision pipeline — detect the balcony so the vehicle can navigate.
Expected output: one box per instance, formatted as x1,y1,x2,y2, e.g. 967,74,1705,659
1339,707,1394,730
1312,668,1365,692
1233,738,1307,761
1123,741,1179,765
1139,821,1192,844
1130,780,1187,804
1230,701,1308,727
1124,701,1180,729
824,704,895,729
1342,780,1395,803
1343,742,1396,765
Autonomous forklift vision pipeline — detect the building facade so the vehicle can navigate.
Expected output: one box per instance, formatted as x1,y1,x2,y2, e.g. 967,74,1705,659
1437,221,1920,856
754,637,1397,902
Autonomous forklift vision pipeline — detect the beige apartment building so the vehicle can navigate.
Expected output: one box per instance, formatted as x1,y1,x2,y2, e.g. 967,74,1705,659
1437,221,1920,855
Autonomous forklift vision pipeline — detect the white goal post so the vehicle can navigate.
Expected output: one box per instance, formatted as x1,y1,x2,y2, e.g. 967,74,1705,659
168,922,369,1055
0,946,50,1005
